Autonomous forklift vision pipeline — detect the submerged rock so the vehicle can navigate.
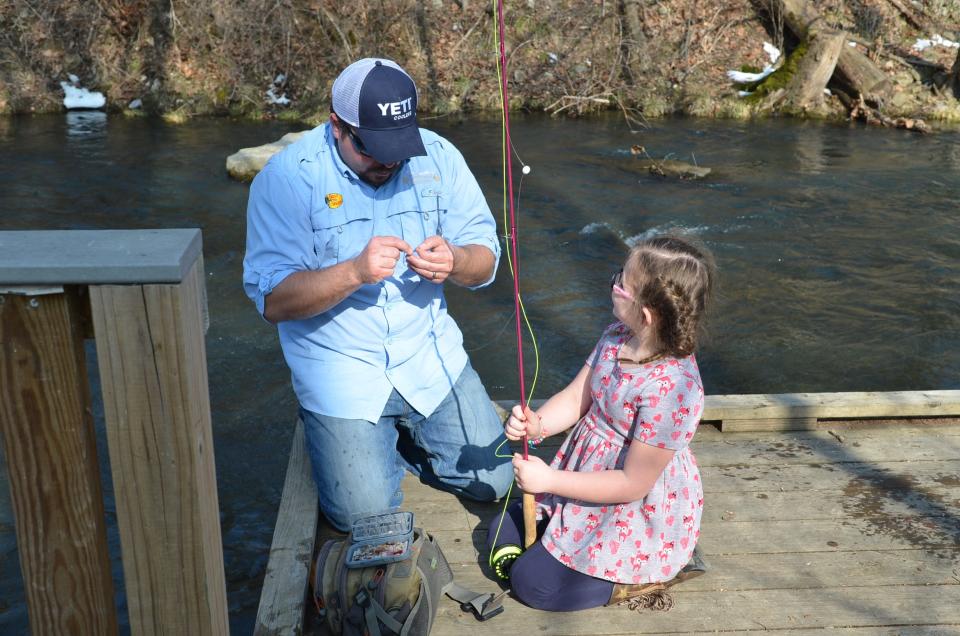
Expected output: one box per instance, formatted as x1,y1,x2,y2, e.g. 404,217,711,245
226,131,307,181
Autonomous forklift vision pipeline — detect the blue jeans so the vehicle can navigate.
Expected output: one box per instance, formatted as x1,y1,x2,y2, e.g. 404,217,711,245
300,362,513,531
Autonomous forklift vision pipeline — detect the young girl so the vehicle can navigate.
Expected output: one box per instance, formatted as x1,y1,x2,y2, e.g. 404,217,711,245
488,235,715,611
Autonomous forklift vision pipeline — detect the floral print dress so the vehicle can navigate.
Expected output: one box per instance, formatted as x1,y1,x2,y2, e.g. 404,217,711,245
536,321,704,584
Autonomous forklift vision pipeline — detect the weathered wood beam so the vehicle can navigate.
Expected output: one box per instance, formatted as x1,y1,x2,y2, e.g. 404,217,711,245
0,288,119,635
705,389,960,421
89,256,229,635
253,419,319,636
497,389,960,432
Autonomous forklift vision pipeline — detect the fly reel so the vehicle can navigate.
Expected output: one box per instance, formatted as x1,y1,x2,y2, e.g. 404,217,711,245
490,544,523,580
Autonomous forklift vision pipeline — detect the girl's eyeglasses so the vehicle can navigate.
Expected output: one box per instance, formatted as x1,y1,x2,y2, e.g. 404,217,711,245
341,125,371,157
610,268,633,300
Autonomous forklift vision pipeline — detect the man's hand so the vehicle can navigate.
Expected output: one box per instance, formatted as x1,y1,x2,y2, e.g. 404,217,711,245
353,236,413,284
406,235,457,284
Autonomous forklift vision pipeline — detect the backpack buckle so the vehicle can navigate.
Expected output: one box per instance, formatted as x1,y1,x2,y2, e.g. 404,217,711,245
461,589,507,621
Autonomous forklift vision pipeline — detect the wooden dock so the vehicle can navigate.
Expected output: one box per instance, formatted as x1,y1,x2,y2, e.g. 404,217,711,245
256,394,960,635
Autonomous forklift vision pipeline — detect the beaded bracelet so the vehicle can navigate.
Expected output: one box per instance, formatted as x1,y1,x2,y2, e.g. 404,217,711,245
527,419,546,448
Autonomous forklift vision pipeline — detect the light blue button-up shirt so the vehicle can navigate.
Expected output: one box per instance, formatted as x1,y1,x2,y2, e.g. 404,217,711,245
243,123,500,422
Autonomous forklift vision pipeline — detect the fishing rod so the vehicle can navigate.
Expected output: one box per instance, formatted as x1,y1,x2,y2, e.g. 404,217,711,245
494,0,536,551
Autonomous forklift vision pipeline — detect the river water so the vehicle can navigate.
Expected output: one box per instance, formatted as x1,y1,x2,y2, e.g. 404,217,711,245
1,112,958,633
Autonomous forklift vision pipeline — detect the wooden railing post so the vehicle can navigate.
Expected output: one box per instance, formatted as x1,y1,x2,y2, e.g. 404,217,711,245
0,286,118,635
89,257,228,635
0,229,228,636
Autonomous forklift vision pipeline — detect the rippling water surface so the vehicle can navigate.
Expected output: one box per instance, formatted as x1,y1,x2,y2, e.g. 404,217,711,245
0,112,958,633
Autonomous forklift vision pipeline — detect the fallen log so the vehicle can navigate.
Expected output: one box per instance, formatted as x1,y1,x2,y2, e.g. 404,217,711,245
776,30,845,114
777,0,891,103
630,146,711,179
952,48,960,99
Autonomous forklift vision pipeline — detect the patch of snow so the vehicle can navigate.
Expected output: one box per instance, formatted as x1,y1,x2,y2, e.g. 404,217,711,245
266,86,290,106
547,52,558,63
913,34,959,52
763,42,781,64
737,90,754,97
727,67,775,83
848,41,858,47
274,74,286,85
728,41,782,89
128,98,142,109
60,81,106,110
68,73,79,84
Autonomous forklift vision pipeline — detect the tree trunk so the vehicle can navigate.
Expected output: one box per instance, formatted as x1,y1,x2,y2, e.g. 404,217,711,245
776,0,891,103
618,0,647,84
952,48,960,99
779,30,845,113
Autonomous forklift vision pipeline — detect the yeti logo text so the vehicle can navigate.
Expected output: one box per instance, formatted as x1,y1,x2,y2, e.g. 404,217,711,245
377,98,414,121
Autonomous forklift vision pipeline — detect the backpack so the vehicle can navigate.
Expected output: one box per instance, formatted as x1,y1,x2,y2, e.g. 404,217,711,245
312,525,504,635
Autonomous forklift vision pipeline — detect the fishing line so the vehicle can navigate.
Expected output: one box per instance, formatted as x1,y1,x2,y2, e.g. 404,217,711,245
487,0,543,577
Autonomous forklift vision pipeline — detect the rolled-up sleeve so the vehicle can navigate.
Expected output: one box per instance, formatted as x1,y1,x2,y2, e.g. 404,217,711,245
437,141,501,289
242,162,316,317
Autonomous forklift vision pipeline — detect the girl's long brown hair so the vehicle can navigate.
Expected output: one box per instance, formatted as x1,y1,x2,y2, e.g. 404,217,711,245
623,236,716,357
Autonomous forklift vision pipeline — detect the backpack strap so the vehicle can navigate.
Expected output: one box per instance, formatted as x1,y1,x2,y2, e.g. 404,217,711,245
418,529,506,623
354,584,405,636
442,582,506,622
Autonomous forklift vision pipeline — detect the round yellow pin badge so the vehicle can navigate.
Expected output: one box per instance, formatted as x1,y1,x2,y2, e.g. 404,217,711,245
325,193,343,209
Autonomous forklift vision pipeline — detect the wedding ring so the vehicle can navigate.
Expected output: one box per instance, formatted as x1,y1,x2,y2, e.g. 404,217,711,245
431,271,437,279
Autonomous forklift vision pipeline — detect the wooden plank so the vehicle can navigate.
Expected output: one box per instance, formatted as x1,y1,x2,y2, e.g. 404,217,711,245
719,416,817,432
426,510,960,564
690,429,960,466
704,390,960,421
254,419,319,636
485,487,958,524
0,291,118,634
90,257,228,635
499,392,960,423
434,573,960,635
702,458,960,493
454,494,960,551
410,454,960,502
632,549,960,591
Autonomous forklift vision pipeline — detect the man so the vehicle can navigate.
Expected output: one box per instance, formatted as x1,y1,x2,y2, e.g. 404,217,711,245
243,58,512,531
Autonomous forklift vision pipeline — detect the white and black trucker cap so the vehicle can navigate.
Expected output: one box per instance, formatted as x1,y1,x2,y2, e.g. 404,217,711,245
331,58,427,164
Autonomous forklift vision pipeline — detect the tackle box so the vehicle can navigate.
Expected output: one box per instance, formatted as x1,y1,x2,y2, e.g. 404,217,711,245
345,510,415,569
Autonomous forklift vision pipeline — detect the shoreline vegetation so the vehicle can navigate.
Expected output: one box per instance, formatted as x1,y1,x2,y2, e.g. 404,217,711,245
2,0,959,128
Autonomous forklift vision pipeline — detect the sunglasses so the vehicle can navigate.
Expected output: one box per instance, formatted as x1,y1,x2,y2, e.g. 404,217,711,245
341,125,371,157
610,268,633,300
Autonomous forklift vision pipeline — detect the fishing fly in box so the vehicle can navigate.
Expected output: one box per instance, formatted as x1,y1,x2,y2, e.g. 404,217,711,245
345,511,414,568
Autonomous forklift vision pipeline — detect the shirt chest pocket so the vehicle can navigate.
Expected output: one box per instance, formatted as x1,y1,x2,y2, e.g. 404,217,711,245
388,185,448,247
311,208,373,267
386,208,444,249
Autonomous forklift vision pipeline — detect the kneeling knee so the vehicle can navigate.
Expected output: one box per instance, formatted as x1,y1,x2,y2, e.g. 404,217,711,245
509,561,555,610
